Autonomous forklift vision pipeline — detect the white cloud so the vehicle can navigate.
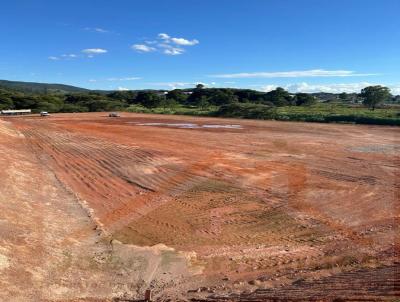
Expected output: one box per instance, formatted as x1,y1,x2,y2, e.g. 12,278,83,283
51,50,105,60
211,69,379,79
107,77,141,81
285,82,372,93
150,82,191,89
84,27,114,34
259,82,400,94
164,47,185,55
390,84,400,95
158,33,199,46
117,87,129,91
82,48,108,54
131,44,156,53
171,37,199,46
61,54,77,58
149,81,215,89
260,84,279,92
133,33,199,56
158,33,170,40
89,77,142,82
94,28,109,33
49,54,77,61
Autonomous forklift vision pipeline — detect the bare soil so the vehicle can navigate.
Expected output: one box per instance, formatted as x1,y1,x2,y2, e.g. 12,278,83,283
1,112,399,301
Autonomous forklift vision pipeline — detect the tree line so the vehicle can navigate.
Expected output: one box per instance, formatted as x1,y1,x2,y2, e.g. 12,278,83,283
0,83,396,113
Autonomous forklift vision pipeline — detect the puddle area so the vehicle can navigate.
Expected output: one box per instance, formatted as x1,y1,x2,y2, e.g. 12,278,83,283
129,122,243,129
349,144,400,154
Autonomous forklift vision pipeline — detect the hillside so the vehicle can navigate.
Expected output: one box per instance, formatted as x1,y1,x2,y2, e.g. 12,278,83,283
0,79,89,94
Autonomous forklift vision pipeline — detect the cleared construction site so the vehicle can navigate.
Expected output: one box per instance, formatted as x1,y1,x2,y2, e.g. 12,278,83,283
0,112,398,301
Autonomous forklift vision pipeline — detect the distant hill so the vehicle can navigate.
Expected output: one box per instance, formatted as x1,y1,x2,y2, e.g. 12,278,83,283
0,80,89,94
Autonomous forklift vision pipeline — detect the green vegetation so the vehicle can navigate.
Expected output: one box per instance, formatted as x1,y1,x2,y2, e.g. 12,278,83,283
0,79,399,125
360,85,391,110
0,79,88,94
273,103,400,125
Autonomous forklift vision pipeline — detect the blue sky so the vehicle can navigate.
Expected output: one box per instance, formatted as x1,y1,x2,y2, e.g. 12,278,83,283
1,0,399,93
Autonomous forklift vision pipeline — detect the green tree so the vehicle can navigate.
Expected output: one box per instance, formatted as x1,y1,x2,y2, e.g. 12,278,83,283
159,97,178,111
295,93,317,106
62,103,89,112
107,90,136,103
208,90,237,105
138,92,163,108
166,98,178,111
339,92,348,102
360,85,391,110
166,89,187,104
187,88,206,105
198,96,210,110
0,96,14,110
35,95,65,112
12,95,38,109
265,87,293,106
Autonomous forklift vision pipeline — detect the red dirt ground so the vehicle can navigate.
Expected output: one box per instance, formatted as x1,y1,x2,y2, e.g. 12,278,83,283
1,112,399,301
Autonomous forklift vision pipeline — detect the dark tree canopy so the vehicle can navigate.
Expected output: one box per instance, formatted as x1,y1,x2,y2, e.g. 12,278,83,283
264,87,294,106
295,93,317,106
339,92,348,102
137,92,164,108
360,85,391,110
166,89,187,104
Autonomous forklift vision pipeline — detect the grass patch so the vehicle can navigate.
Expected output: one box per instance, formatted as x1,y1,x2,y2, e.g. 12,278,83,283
126,103,218,116
125,102,400,126
214,103,400,125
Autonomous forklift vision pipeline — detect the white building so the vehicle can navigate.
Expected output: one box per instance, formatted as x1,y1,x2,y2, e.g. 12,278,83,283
1,109,32,115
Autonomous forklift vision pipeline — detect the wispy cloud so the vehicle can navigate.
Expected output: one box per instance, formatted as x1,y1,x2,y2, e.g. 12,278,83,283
84,27,110,33
158,33,199,46
48,53,78,61
149,81,215,89
81,48,108,58
149,82,191,89
89,77,141,83
259,82,399,94
49,48,107,60
117,87,130,91
156,42,186,55
131,44,156,53
82,48,108,54
158,33,170,40
163,47,185,56
210,69,379,79
132,33,199,55
107,77,141,81
61,54,77,58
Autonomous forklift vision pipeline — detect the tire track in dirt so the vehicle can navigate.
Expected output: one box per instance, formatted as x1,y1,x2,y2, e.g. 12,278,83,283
6,114,399,301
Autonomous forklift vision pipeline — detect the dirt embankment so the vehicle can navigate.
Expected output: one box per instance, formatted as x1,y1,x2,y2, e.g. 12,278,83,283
1,113,399,301
0,119,201,302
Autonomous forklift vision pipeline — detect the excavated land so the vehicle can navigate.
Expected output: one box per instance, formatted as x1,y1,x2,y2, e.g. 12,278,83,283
0,112,399,301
